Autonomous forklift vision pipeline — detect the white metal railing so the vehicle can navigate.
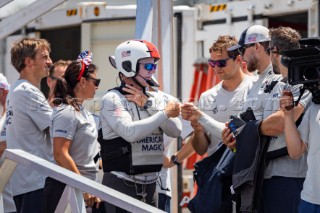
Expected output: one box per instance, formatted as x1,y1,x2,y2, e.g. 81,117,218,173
0,149,165,213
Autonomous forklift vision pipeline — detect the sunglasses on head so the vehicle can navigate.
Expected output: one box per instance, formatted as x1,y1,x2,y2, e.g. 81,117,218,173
208,57,233,68
86,76,101,87
140,63,157,71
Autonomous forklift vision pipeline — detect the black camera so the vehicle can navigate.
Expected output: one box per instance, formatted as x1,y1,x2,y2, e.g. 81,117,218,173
284,38,320,103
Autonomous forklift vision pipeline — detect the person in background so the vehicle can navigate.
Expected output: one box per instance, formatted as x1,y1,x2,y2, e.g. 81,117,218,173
280,83,320,213
43,51,101,212
258,26,310,213
0,73,16,213
46,60,71,106
99,39,181,212
223,25,310,212
6,38,53,213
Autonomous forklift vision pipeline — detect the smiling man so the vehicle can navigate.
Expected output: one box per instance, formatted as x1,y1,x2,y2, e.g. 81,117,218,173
181,35,256,156
6,38,53,213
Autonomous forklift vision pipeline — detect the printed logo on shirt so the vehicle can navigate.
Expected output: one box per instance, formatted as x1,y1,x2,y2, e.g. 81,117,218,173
132,136,164,152
5,110,13,125
55,129,67,134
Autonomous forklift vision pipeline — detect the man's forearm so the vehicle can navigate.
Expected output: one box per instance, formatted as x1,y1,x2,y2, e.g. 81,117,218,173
190,131,209,156
260,104,305,136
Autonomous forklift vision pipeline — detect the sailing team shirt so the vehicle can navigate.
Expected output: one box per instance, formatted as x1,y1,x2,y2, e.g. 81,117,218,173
100,89,181,182
198,75,256,156
6,79,53,196
51,104,99,180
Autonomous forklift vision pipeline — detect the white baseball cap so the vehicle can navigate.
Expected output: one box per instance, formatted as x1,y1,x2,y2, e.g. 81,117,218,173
228,25,270,51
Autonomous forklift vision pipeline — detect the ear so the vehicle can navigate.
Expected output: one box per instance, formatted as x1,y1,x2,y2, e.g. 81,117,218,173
24,57,32,66
79,77,87,87
235,55,242,62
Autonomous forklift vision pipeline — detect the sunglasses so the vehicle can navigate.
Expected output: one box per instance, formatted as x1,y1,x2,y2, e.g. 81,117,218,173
238,43,256,55
140,63,157,71
208,57,233,68
86,76,101,87
266,46,280,55
48,75,58,80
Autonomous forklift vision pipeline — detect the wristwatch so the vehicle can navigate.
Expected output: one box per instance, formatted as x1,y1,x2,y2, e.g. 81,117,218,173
171,155,180,166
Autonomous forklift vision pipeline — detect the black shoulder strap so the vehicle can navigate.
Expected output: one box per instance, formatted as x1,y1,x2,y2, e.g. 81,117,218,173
264,81,278,93
266,147,288,160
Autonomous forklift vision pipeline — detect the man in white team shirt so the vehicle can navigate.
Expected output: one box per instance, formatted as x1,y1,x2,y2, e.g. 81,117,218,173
6,38,53,213
223,25,310,212
181,35,256,156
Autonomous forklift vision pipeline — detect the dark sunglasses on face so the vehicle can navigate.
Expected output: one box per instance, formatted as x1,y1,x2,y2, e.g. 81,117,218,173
266,46,279,55
208,57,233,68
86,76,101,87
238,43,256,55
48,75,59,80
140,63,157,71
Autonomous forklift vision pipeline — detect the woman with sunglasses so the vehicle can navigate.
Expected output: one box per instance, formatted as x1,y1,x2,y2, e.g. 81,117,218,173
43,51,101,212
99,40,182,212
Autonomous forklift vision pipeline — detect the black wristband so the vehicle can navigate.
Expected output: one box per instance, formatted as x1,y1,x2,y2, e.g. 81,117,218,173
171,155,180,166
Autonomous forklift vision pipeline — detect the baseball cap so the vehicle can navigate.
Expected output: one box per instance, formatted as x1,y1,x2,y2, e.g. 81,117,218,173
228,25,270,51
0,73,10,90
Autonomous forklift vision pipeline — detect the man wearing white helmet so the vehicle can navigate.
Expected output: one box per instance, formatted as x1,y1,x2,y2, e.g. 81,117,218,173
99,39,182,212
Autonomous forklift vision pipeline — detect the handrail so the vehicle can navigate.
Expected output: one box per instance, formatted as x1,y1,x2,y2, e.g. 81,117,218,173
0,149,165,213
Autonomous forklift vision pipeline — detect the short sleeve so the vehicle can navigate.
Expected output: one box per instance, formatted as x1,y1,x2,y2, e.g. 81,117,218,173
24,88,52,131
52,106,77,140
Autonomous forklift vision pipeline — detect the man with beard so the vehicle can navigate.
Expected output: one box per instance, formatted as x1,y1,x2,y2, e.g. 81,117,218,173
227,25,283,121
223,25,311,212
260,26,310,213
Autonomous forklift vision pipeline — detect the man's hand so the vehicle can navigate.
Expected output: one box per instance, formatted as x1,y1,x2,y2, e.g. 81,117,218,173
280,90,294,115
181,102,202,122
165,101,181,118
222,123,236,150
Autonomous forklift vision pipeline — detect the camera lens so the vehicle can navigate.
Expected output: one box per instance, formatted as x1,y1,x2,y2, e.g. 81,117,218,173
302,66,320,80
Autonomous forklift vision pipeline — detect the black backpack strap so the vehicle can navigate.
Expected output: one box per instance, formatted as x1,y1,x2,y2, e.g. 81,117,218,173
266,147,289,160
266,112,305,161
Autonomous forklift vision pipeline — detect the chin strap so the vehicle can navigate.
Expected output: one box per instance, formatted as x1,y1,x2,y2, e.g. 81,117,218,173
132,75,149,97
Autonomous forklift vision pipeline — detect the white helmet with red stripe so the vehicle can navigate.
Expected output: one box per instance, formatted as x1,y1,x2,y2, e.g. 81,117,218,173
114,40,160,77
